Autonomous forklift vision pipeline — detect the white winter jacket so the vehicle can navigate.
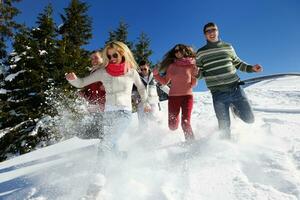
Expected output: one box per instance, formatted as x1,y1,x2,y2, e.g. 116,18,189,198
140,72,169,104
68,68,148,111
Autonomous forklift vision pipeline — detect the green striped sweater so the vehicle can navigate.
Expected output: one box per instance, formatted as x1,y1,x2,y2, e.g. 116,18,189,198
196,41,254,92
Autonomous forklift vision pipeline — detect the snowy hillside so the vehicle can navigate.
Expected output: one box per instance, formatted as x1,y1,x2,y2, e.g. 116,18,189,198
0,76,300,200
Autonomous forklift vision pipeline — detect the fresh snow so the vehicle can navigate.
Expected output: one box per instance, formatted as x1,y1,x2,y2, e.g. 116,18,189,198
4,70,26,82
0,76,300,200
10,55,21,63
39,50,48,56
0,88,9,94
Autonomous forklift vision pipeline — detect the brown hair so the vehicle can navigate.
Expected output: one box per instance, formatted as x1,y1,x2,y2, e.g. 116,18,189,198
159,44,196,73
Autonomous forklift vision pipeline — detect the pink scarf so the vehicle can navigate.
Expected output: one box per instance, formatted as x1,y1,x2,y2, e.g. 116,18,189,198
106,62,126,77
174,57,195,67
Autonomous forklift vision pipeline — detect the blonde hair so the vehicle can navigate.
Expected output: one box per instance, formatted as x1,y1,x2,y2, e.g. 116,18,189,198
103,41,138,69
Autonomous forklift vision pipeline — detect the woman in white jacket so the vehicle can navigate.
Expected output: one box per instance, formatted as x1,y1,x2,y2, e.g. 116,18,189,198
65,41,150,151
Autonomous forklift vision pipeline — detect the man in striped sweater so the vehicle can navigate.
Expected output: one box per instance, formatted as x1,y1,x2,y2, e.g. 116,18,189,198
196,22,263,138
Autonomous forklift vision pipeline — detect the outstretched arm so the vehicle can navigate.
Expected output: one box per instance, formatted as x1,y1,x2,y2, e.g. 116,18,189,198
153,68,171,85
65,70,104,88
159,84,170,95
230,46,263,73
230,46,259,73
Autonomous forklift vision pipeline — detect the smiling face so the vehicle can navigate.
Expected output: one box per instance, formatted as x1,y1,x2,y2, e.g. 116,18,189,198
90,52,103,66
204,26,219,43
140,64,149,77
174,46,184,59
107,48,123,64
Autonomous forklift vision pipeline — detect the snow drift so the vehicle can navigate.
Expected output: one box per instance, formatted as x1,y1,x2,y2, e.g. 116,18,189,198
0,75,300,200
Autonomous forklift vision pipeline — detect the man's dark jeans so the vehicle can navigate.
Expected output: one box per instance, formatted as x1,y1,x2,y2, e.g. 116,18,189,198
211,85,254,137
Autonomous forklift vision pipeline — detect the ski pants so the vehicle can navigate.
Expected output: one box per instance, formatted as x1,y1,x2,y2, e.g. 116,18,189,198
168,95,194,140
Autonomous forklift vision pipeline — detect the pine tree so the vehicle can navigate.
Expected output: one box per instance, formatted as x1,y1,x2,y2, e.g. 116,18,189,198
32,4,57,48
0,0,22,59
0,27,32,127
59,0,92,47
57,0,92,85
31,4,58,91
0,4,60,161
105,20,133,49
133,32,153,66
0,27,40,161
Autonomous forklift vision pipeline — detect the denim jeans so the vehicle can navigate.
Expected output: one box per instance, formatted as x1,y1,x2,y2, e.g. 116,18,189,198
102,110,132,151
83,112,104,139
211,85,254,137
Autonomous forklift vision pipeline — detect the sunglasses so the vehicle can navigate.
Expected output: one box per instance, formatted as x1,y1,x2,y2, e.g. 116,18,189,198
174,49,182,54
205,28,218,34
107,52,119,60
141,68,148,71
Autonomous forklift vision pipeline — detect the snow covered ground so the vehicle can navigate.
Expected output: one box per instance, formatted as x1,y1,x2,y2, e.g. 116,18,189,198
0,76,300,200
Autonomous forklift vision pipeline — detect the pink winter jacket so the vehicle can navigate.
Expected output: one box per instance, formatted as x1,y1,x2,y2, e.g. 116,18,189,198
154,58,197,96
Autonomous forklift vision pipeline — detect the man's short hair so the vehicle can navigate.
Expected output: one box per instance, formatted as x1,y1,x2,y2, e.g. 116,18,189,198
203,22,218,33
90,49,103,55
139,60,149,66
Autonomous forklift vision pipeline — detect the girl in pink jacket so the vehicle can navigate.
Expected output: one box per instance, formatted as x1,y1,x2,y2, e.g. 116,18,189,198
153,44,198,141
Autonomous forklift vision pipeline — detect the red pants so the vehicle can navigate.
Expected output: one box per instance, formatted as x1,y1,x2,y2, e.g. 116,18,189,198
168,95,194,140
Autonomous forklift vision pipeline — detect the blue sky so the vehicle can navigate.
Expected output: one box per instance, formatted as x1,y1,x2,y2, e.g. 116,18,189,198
14,0,300,91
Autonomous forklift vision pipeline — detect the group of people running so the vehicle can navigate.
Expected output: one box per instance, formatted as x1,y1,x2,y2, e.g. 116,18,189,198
65,22,263,150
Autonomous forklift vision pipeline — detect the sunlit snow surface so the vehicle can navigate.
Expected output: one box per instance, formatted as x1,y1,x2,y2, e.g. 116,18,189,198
0,76,300,200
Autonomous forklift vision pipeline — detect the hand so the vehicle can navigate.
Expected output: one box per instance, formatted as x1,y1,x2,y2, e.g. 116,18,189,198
91,65,100,73
192,67,199,77
65,72,77,80
152,68,159,76
144,105,151,113
252,64,263,72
